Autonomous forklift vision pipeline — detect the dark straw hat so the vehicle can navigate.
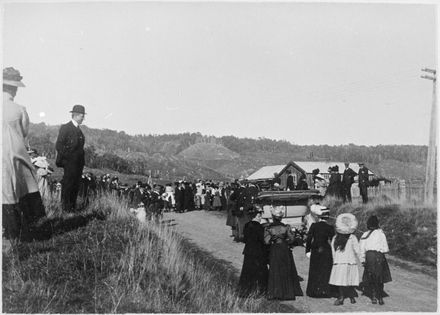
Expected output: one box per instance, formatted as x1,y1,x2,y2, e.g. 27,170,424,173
70,104,86,115
3,67,25,87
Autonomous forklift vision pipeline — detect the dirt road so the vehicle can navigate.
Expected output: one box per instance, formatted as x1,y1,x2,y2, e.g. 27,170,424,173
163,210,437,313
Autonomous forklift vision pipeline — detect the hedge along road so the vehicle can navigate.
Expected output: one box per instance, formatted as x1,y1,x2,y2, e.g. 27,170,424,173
163,210,437,313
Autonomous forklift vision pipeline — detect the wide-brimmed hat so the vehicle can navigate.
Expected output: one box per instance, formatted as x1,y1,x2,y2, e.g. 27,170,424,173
335,213,358,234
70,104,86,115
310,204,329,217
314,174,325,180
3,67,25,87
270,206,284,218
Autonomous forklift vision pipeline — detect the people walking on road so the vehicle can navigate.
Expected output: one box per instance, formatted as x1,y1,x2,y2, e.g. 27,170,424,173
359,215,392,305
358,163,370,203
264,206,303,300
305,205,337,298
329,213,361,305
2,67,46,240
238,207,269,297
55,104,86,212
341,162,357,203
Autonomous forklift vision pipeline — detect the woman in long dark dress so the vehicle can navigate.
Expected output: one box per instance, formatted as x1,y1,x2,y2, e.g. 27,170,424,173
264,207,303,300
305,206,337,298
325,166,342,199
238,208,268,297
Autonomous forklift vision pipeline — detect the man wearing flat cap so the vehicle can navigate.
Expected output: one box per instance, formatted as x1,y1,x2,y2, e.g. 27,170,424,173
55,105,86,212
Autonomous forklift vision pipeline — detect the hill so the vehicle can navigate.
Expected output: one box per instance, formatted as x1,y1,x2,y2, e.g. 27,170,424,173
27,122,427,182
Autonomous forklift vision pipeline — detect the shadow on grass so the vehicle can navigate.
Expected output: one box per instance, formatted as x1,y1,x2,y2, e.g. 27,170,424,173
28,211,107,242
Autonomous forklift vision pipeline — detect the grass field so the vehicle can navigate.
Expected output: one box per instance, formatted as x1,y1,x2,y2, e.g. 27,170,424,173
2,194,294,313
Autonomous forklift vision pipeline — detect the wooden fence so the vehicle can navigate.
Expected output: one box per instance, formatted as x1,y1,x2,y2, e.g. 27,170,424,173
352,180,434,204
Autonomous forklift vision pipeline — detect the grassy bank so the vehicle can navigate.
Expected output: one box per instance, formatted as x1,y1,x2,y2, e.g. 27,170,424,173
323,196,437,267
2,194,293,313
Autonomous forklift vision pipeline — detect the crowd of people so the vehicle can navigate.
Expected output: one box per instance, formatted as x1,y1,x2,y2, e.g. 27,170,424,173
238,202,392,306
320,162,370,203
3,66,388,309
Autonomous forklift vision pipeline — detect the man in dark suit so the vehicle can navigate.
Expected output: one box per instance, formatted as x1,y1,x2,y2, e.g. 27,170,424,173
341,162,357,203
55,105,86,212
358,162,369,204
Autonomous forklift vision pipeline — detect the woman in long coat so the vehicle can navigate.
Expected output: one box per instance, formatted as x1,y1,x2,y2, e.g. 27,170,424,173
238,208,268,297
264,207,303,300
2,67,45,240
305,207,337,298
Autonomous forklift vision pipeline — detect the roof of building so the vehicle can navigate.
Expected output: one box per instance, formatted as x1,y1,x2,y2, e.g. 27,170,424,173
247,161,374,180
247,165,287,180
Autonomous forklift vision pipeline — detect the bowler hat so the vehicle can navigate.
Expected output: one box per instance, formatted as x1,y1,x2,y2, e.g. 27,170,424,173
70,104,86,114
3,67,25,87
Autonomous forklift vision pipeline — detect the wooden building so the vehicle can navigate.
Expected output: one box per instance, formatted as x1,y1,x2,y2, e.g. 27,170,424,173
247,161,375,188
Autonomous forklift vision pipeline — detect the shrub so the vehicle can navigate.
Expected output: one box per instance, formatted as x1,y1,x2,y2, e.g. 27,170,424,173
323,196,436,266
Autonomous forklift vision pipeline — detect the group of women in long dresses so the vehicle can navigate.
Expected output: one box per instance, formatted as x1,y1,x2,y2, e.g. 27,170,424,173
238,201,392,307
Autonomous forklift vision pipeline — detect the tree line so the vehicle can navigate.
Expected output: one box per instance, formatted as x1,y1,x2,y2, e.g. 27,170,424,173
27,122,427,179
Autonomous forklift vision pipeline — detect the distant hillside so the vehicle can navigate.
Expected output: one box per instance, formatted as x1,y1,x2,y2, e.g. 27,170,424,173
178,143,240,160
27,122,427,182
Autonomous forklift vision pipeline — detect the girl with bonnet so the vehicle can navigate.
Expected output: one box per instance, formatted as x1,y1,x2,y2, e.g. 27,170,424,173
264,206,303,300
329,213,361,305
359,215,392,305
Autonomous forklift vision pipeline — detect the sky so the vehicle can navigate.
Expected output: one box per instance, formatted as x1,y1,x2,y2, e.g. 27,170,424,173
2,1,438,146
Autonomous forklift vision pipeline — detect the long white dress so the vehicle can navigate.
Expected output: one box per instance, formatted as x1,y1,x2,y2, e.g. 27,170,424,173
2,92,39,204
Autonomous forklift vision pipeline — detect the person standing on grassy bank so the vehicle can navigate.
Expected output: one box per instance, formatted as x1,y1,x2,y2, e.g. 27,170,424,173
238,207,268,297
358,163,369,203
359,215,392,305
341,162,357,203
329,213,360,306
55,104,86,212
2,67,46,240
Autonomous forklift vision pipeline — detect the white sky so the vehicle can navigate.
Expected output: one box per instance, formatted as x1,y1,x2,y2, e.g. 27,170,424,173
2,1,438,145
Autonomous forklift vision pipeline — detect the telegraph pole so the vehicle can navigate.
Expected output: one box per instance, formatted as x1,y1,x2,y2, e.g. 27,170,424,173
421,68,437,205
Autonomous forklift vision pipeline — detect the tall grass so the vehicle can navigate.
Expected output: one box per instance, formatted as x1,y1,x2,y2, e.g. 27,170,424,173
3,194,293,313
322,195,437,267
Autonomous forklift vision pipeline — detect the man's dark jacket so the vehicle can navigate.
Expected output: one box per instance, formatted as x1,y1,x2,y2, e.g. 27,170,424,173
342,167,357,186
55,121,85,168
55,121,85,211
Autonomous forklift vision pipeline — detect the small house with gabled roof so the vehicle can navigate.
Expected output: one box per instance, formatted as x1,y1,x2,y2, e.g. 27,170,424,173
247,161,375,188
